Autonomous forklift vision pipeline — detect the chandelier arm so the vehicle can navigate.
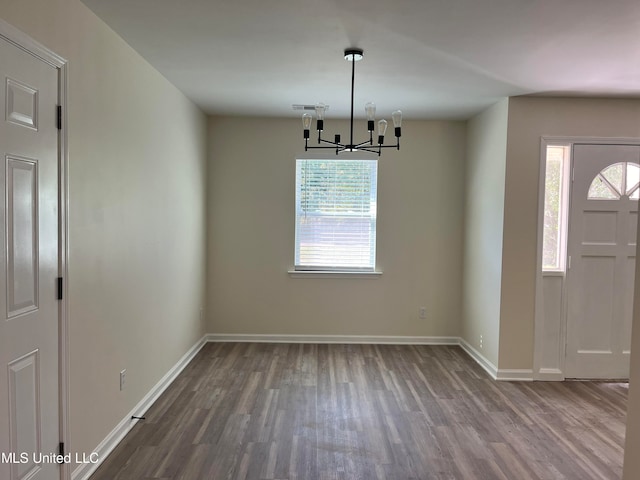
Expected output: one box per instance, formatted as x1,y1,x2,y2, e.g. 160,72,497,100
377,141,401,149
356,147,381,155
305,145,345,150
318,138,345,147
354,139,373,148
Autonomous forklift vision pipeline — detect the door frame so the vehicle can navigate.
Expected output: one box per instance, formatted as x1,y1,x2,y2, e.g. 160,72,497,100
534,136,640,381
0,19,70,480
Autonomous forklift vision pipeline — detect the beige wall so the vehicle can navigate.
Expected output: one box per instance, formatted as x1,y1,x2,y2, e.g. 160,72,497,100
501,97,640,369
207,116,465,337
0,0,207,465
461,99,509,367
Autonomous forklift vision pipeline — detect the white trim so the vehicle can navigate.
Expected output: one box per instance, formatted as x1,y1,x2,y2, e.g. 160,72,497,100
0,19,70,480
534,138,573,381
0,18,66,68
534,138,562,380
536,368,565,381
288,270,382,278
297,151,378,161
458,338,498,380
496,369,534,382
541,136,640,146
57,51,71,480
206,333,459,345
542,271,565,277
58,60,71,480
71,336,208,480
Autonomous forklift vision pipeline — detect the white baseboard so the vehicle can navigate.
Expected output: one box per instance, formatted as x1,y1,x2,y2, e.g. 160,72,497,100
535,368,565,381
71,335,208,480
458,338,498,380
457,339,534,381
206,333,460,345
496,369,534,381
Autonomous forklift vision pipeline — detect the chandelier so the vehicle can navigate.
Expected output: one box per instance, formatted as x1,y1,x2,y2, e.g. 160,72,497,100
301,48,402,156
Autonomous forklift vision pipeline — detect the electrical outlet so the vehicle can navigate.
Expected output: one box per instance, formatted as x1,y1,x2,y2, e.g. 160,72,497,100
480,335,483,349
120,369,126,391
419,307,426,319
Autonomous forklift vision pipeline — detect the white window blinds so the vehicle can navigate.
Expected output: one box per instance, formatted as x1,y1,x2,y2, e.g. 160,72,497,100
295,159,378,271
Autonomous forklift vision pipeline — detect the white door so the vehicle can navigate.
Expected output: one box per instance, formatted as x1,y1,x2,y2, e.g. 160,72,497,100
565,144,639,379
0,36,60,479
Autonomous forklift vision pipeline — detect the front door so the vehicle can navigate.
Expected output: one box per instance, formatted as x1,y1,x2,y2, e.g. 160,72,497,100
565,144,639,379
0,35,60,479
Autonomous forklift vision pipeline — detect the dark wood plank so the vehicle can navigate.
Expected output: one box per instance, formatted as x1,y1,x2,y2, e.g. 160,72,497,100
89,344,628,480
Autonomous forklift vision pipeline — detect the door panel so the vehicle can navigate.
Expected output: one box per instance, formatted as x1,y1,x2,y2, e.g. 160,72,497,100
582,210,617,244
580,256,615,351
8,350,41,480
7,157,39,317
6,77,38,130
565,144,639,378
0,36,60,480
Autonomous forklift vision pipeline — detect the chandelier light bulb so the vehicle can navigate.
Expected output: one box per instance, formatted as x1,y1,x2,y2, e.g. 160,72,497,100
315,103,326,121
378,119,388,136
392,110,402,128
302,113,312,130
315,103,326,132
365,103,376,121
365,102,376,133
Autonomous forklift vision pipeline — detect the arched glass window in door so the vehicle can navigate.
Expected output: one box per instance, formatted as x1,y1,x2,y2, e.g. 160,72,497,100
588,162,640,200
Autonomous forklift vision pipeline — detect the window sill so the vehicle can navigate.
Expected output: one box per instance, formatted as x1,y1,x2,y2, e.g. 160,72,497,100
288,270,382,279
542,270,565,277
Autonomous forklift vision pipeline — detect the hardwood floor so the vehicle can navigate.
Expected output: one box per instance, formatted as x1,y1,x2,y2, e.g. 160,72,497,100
89,343,628,480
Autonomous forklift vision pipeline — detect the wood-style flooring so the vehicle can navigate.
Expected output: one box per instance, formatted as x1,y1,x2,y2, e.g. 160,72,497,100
89,343,628,480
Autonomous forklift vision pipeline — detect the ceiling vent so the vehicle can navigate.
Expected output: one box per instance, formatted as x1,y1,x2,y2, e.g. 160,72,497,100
292,104,329,111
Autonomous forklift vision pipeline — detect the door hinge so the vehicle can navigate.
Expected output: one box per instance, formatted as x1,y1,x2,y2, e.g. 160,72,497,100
57,105,62,130
59,442,64,456
57,277,63,300
568,256,572,270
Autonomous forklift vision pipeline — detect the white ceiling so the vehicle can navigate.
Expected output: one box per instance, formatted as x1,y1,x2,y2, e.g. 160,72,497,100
81,0,640,119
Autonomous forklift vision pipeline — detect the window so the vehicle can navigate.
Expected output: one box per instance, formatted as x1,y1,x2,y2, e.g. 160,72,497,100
542,145,570,271
588,162,640,200
295,159,378,271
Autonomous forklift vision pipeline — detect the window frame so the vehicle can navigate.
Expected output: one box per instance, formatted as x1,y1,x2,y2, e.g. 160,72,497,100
292,157,381,275
541,143,571,273
587,162,640,200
